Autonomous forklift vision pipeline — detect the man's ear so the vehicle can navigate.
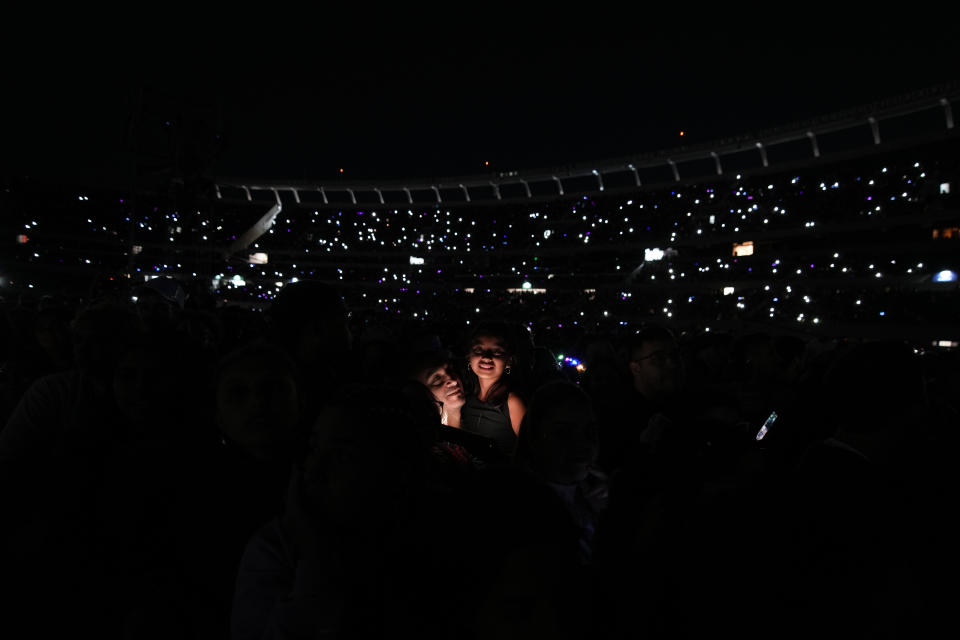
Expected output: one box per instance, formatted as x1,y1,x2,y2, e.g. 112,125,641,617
629,361,641,376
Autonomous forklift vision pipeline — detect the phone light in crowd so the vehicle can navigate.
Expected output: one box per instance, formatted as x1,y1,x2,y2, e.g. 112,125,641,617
645,248,665,261
756,411,777,441
723,286,735,295
248,252,269,265
933,270,957,282
522,281,532,290
732,240,754,257
16,234,29,244
935,340,958,348
231,275,246,287
941,182,951,194
576,364,586,372
409,256,425,265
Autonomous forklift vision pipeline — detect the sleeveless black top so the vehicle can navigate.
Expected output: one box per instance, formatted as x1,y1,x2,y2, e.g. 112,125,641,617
460,394,517,456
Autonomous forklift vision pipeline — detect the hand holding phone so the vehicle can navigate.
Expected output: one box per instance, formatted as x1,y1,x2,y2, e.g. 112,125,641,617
756,411,777,441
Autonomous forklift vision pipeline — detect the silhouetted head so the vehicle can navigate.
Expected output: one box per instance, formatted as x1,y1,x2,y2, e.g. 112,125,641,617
299,385,430,531
823,340,925,434
215,341,302,462
268,280,351,366
71,300,143,385
516,381,599,485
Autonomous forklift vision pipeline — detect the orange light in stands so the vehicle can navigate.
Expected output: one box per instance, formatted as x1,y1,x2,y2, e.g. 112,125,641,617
339,168,344,173
16,234,29,244
933,226,959,239
484,161,489,166
679,131,685,136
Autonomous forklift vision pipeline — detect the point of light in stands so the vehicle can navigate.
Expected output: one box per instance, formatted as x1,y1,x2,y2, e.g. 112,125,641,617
933,270,957,282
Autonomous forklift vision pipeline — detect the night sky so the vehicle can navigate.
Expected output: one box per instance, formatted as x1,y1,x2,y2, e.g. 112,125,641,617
3,19,958,186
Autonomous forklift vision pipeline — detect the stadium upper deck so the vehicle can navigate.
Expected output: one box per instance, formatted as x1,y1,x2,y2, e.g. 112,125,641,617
2,84,958,345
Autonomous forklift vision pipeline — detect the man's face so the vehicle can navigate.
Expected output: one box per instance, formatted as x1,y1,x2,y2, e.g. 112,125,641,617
419,364,466,411
629,339,684,401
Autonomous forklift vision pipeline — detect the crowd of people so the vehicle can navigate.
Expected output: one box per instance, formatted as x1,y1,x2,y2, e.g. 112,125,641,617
5,139,958,332
2,115,959,638
1,274,957,638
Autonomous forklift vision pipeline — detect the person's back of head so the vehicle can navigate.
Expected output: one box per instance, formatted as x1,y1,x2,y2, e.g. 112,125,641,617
71,299,144,385
113,332,198,437
300,384,432,531
215,341,303,463
531,345,566,387
134,276,187,334
823,340,925,436
772,334,807,384
516,381,599,485
267,280,351,366
733,332,775,384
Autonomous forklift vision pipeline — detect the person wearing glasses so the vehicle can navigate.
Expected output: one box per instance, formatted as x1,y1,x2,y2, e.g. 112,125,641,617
627,325,688,449
596,325,688,475
628,325,685,409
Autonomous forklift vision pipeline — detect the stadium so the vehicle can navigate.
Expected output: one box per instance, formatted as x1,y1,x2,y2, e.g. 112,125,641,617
4,81,959,354
1,47,959,638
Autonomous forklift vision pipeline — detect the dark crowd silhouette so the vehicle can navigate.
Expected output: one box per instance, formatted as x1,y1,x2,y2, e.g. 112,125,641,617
1,275,956,640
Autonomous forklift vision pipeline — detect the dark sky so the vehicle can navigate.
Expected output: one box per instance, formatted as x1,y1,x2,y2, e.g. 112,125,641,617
3,19,957,185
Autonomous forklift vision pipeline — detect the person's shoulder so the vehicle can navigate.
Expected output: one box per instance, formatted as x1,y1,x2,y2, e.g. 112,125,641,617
25,369,81,396
507,391,526,407
240,516,294,568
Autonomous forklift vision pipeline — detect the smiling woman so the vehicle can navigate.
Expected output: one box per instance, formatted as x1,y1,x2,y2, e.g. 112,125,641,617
460,323,527,456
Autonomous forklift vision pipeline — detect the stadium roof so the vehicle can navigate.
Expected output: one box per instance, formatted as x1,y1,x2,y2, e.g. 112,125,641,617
3,20,958,187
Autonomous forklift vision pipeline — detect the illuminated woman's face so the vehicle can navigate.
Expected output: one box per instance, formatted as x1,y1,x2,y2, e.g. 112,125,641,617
469,335,510,381
419,364,465,411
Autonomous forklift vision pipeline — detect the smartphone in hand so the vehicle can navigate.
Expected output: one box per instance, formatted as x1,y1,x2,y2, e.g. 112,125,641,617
756,411,777,441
